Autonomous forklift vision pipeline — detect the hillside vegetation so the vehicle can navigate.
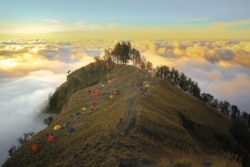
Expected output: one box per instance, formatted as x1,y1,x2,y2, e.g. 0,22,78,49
3,64,240,167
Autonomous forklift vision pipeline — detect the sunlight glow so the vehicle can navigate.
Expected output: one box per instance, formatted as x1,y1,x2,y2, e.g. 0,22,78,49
0,59,19,69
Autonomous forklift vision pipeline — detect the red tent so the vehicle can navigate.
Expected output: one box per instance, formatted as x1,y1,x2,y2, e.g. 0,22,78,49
93,89,100,99
48,135,55,142
31,144,39,153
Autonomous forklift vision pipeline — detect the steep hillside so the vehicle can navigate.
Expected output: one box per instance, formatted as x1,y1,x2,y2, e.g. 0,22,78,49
3,65,239,167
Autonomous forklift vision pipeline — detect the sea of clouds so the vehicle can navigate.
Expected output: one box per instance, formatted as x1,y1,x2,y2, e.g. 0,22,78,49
0,39,250,165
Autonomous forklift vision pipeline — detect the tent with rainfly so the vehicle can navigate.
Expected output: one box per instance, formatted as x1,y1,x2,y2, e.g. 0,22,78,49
93,89,100,99
81,107,87,111
48,134,55,142
68,127,75,134
31,144,39,153
53,124,61,130
144,81,150,88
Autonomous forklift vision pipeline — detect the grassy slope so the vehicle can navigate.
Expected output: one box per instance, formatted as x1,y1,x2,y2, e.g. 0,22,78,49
3,65,239,167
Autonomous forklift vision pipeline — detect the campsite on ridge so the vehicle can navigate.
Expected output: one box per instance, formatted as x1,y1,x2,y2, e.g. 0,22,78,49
3,42,249,167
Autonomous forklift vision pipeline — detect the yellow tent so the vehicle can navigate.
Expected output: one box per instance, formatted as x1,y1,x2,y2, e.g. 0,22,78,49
53,124,61,130
144,84,150,88
109,95,113,99
81,107,87,111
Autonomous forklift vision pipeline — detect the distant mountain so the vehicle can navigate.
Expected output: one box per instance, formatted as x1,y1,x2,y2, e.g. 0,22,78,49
3,63,240,167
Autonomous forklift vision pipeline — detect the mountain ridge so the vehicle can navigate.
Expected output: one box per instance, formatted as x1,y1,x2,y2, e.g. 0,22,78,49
3,64,239,167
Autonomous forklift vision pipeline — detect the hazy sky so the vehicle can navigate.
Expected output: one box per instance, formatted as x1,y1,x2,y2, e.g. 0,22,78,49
0,0,250,40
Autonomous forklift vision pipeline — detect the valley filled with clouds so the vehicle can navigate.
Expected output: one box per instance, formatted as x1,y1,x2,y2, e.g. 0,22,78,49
0,39,250,164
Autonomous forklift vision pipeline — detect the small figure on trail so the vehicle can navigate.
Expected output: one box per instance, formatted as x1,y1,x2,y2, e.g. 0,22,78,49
88,90,91,94
119,117,123,124
113,89,120,96
117,90,120,95
76,111,81,118
90,102,96,111
91,105,94,111
139,86,143,93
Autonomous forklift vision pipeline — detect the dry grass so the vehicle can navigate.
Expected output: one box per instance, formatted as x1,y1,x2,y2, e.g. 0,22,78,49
3,65,240,167
159,152,240,167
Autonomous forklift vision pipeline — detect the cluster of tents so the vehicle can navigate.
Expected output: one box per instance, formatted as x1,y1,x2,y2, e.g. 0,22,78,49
31,124,75,153
31,79,118,153
134,80,151,94
30,73,151,154
83,80,115,111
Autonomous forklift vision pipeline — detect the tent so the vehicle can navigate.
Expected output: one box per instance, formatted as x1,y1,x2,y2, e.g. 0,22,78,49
144,84,150,88
144,81,150,88
109,95,113,99
68,127,75,134
94,89,100,97
31,144,39,153
81,107,87,111
53,124,61,130
48,135,55,142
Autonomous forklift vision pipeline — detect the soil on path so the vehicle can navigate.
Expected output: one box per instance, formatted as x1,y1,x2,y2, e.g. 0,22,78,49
116,95,138,135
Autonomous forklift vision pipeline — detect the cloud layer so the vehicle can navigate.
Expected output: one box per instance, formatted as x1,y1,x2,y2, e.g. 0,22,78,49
0,39,106,77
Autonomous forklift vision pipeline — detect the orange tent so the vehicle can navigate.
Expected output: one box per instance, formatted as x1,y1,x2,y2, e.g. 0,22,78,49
48,135,55,142
31,144,39,153
93,89,100,98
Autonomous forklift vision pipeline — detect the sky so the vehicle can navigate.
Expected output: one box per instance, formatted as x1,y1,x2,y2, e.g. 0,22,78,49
0,0,250,40
0,0,250,165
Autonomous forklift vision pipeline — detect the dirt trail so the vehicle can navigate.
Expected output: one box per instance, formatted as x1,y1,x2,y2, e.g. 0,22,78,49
115,69,151,135
116,95,138,135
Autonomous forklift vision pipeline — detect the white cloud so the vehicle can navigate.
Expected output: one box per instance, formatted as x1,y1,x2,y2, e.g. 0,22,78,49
0,73,61,165
137,40,250,68
0,40,101,77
